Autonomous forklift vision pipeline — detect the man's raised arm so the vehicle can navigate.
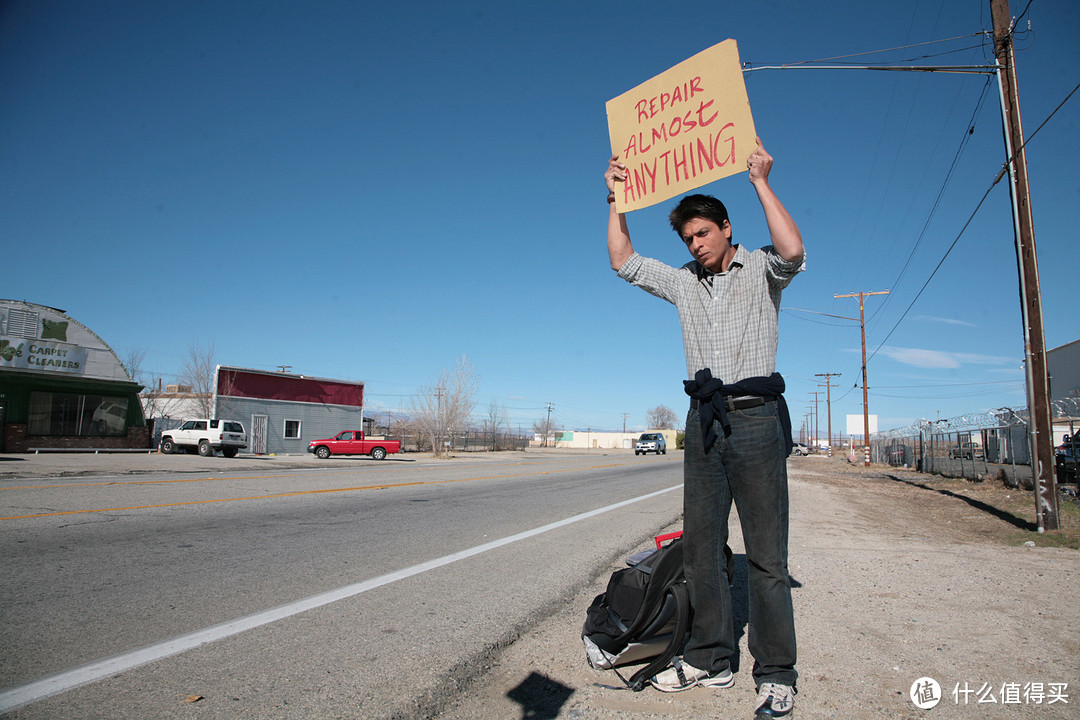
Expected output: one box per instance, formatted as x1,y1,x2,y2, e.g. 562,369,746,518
606,155,634,271
746,139,803,262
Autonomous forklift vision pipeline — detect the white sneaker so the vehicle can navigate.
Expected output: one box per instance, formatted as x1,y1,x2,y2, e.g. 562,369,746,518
754,682,796,718
649,658,734,692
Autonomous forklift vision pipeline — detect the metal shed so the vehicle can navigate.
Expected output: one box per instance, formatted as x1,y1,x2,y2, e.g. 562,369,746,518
213,366,366,455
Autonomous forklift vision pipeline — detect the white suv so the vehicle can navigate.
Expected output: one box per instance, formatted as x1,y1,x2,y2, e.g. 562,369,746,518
634,433,667,455
161,419,247,458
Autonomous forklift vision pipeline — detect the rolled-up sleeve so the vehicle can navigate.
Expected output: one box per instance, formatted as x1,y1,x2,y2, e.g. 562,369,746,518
616,252,681,305
765,247,806,290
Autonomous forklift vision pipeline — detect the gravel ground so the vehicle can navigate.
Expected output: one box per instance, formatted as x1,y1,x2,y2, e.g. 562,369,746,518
432,458,1079,720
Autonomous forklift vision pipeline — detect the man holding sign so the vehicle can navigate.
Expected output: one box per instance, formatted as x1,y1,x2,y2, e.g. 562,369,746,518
603,137,803,718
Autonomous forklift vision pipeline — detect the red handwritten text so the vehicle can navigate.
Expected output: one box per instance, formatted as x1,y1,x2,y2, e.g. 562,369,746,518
619,123,736,204
622,99,719,158
635,77,705,123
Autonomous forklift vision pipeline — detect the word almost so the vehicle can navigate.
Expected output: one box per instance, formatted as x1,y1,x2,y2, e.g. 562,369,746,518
624,99,718,157
618,124,736,206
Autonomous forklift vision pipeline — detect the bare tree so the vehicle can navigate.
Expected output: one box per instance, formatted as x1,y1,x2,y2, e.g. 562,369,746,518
482,399,509,450
409,356,479,456
120,348,147,387
390,414,414,450
177,340,216,417
647,404,678,430
533,416,555,448
141,389,193,421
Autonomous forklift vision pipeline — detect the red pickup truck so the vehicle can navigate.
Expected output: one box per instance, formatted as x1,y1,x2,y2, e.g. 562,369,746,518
307,431,400,460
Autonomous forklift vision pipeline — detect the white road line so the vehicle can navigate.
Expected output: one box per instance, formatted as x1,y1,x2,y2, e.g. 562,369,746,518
0,484,681,713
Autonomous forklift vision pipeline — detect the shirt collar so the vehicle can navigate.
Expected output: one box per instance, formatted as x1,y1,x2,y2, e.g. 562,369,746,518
694,244,746,281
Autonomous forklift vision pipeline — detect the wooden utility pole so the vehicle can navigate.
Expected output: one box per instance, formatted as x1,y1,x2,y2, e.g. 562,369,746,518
810,391,822,453
835,291,889,466
816,372,841,456
991,0,1058,531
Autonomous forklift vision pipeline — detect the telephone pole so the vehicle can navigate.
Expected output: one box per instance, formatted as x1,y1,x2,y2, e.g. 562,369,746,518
435,385,446,452
835,290,889,466
815,372,841,456
809,391,822,454
992,0,1058,531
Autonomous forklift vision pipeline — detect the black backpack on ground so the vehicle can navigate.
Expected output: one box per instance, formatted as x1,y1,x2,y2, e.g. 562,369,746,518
581,537,690,691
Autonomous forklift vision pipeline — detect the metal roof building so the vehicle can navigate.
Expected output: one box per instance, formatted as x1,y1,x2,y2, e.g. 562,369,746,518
0,299,147,452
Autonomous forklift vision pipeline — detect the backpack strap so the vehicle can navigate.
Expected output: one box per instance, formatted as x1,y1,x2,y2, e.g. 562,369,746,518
625,582,690,692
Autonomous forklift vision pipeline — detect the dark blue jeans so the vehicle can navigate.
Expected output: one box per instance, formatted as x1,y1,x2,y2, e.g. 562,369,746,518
681,401,797,688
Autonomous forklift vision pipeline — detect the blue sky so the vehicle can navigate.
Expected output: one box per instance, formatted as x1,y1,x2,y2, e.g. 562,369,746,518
2,0,1077,437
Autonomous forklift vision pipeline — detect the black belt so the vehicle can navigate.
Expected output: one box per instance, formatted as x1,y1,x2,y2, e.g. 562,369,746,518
691,395,768,412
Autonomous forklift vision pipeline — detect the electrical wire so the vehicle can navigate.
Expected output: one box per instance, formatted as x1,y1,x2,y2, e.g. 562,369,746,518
866,75,996,328
768,33,988,66
1013,0,1036,27
865,78,1080,364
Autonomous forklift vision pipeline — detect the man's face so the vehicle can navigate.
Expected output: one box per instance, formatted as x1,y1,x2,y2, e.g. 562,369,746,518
680,217,732,273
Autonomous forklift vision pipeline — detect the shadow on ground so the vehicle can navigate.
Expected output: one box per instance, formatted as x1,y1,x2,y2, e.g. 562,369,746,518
506,672,575,719
885,473,1037,532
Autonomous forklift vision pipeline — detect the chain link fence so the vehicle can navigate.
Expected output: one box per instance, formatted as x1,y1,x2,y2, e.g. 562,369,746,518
870,398,1080,489
375,428,531,453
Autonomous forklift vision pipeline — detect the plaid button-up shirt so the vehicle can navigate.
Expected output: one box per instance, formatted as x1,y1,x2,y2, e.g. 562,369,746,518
617,244,805,383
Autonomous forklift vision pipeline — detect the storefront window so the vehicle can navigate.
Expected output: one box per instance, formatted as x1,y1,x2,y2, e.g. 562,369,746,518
28,392,128,436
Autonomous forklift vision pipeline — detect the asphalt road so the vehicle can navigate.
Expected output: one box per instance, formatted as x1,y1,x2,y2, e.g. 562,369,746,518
0,451,684,719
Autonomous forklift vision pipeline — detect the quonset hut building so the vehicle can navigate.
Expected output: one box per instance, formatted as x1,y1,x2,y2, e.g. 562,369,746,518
0,300,147,452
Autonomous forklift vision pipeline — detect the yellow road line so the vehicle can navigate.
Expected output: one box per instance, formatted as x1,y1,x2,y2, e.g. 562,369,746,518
0,468,415,491
0,458,565,491
0,461,640,521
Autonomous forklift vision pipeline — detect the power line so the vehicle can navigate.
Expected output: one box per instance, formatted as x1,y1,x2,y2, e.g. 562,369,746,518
864,77,1079,362
868,75,996,328
776,33,990,66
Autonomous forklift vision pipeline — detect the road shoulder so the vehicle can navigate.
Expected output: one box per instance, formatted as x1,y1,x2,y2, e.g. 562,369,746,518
433,459,1079,720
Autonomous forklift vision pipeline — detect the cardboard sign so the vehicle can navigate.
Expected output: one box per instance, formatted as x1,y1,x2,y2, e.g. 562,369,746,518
606,39,756,212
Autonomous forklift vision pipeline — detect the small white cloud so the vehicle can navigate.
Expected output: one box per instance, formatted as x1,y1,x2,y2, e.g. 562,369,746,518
878,347,960,368
912,315,978,328
877,346,1013,369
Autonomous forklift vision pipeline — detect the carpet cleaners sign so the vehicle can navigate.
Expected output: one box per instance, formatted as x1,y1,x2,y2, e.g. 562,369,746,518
606,39,756,212
0,337,87,374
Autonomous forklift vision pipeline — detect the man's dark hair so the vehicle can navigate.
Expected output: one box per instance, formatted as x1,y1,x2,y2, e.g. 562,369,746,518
668,194,729,235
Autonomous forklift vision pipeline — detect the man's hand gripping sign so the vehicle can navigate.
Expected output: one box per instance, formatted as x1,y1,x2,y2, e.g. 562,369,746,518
606,39,756,212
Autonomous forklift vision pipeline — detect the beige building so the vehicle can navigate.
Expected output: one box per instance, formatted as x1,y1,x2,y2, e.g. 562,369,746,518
535,429,678,450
